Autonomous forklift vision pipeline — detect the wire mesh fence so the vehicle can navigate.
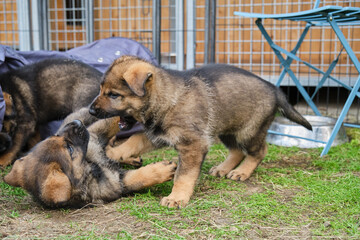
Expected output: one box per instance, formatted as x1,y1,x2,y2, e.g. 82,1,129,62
0,0,18,49
212,0,360,122
0,0,359,123
47,0,88,50
93,0,153,50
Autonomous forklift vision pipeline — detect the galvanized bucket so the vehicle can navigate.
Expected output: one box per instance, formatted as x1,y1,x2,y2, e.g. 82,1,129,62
266,115,349,148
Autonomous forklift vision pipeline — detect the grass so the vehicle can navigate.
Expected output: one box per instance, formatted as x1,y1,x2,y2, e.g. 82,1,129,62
0,128,359,239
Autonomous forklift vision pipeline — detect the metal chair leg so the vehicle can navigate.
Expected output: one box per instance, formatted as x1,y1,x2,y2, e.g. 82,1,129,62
321,16,360,156
256,19,321,115
275,24,312,87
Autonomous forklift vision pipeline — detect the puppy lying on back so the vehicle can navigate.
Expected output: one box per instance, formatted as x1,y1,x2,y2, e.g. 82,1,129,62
4,108,176,208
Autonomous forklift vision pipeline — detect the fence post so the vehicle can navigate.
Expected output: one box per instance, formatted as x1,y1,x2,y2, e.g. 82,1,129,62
152,0,161,65
16,0,32,50
204,0,216,64
176,0,184,70
41,1,49,50
85,0,94,43
186,0,195,69
31,0,42,50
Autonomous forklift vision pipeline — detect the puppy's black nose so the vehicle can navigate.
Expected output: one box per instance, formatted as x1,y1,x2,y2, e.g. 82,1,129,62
72,119,83,127
89,105,98,116
69,120,83,129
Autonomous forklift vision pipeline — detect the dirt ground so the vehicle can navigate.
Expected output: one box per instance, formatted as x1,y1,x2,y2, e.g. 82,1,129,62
0,179,296,238
0,183,310,240
1,200,141,238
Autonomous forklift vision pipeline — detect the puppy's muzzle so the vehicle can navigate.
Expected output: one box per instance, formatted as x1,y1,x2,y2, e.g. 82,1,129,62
89,102,112,119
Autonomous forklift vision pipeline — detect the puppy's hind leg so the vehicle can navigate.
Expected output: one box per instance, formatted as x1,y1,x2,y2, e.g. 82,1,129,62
226,117,273,181
209,134,245,177
227,142,267,181
0,121,36,167
106,133,155,162
209,148,244,177
123,161,177,191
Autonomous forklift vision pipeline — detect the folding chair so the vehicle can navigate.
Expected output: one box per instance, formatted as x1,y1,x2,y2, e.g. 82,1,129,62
234,1,360,156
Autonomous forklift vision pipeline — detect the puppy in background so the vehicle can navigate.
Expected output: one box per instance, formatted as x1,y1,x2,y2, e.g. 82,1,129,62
0,59,102,166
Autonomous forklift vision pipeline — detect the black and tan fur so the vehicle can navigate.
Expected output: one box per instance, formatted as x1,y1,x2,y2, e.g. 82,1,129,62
0,91,42,154
4,108,176,208
89,55,312,208
2,92,17,137
0,59,103,166
0,92,17,153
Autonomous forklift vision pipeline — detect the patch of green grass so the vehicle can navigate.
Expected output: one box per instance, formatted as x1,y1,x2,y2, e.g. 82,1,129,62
117,129,360,238
293,172,360,235
0,181,27,198
0,166,27,201
8,209,20,218
1,128,359,239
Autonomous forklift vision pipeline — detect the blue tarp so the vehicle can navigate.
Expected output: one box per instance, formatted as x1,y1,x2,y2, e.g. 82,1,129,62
0,37,156,137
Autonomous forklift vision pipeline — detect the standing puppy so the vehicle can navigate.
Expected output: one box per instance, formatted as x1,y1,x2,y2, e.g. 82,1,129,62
90,56,312,208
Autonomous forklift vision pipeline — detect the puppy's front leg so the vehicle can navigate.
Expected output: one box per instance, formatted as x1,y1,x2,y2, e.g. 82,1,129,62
106,132,155,162
160,139,208,208
0,123,34,167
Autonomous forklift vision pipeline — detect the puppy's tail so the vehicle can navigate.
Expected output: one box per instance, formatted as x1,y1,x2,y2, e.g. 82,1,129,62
276,89,313,131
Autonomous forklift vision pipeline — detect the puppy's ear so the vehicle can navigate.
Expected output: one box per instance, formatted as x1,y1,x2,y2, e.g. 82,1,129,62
41,162,71,204
123,63,153,97
4,157,26,187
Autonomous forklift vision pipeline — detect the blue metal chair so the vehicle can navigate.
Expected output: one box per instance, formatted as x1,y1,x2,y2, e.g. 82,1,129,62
234,1,360,156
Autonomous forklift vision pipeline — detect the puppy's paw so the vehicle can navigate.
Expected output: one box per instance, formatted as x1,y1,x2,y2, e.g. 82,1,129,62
209,165,231,178
0,152,14,167
160,194,189,209
152,161,177,182
122,157,143,167
0,133,12,154
226,169,251,181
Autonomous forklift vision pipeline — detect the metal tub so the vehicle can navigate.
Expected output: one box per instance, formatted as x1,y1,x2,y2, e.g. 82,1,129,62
266,115,349,148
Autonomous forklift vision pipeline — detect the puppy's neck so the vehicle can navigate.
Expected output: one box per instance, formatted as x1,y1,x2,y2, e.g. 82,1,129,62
145,69,186,119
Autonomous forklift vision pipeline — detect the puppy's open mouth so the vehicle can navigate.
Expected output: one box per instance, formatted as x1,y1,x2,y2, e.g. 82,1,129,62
118,116,137,131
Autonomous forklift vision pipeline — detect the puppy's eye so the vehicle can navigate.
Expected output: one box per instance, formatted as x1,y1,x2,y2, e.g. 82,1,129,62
67,143,74,157
108,92,122,99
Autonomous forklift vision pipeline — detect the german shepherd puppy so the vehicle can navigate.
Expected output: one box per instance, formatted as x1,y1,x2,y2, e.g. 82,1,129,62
89,56,312,208
0,59,103,167
4,108,176,208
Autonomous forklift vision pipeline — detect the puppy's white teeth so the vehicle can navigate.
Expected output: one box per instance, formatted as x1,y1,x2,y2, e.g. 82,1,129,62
118,122,126,130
